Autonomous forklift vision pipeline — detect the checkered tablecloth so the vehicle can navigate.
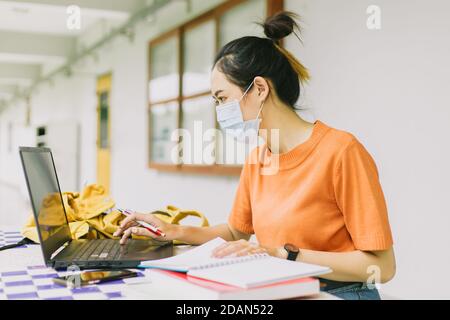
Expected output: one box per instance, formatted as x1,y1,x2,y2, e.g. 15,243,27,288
0,264,147,300
0,228,150,300
0,230,28,248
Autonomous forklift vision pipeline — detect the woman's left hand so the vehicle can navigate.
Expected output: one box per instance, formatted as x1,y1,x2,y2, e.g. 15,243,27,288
212,239,282,258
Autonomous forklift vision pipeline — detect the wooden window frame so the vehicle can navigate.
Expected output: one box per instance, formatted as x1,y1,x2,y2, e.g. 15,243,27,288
148,0,284,175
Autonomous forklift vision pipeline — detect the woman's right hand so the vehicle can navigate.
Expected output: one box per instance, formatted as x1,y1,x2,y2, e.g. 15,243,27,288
113,212,179,245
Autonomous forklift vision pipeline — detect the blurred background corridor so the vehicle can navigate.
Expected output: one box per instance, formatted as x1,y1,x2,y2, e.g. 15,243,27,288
1,0,450,299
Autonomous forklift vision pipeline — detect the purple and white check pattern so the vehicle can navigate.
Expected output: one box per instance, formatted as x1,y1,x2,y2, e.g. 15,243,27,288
0,265,146,300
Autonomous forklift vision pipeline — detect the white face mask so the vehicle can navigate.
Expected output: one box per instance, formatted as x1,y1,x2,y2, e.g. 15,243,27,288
216,81,264,144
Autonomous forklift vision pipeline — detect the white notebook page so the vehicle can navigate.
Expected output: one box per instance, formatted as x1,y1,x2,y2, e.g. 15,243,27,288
140,237,331,287
188,256,331,289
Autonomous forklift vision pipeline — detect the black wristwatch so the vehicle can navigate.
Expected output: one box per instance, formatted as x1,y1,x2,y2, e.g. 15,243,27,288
284,243,300,261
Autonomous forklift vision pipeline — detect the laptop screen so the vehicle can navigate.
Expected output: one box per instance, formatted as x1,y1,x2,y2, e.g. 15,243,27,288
20,147,72,263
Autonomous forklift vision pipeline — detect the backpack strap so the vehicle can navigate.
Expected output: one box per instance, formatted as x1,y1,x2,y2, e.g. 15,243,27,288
0,238,34,251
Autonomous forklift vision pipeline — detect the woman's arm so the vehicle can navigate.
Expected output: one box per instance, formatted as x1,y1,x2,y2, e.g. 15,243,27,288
293,247,396,283
113,211,250,245
173,223,251,245
213,240,396,284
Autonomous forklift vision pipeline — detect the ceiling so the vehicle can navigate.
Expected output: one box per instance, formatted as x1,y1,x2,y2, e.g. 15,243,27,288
0,0,150,108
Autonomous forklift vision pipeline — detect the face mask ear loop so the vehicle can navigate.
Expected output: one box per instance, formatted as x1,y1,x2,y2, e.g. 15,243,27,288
256,100,265,120
239,81,255,101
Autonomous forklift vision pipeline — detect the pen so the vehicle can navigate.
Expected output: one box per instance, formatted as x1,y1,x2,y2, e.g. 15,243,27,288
117,208,166,237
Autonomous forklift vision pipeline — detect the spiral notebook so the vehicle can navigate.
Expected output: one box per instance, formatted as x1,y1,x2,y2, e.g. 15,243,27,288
139,238,331,289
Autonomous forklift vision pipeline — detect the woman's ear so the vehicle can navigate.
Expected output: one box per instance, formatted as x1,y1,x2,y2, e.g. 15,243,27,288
253,76,270,102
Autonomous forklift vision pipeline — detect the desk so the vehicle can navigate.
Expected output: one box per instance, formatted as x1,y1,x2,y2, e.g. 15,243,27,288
0,226,338,300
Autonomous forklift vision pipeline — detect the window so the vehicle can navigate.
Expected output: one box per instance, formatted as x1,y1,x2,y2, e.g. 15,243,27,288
220,0,267,46
150,101,179,164
148,0,284,175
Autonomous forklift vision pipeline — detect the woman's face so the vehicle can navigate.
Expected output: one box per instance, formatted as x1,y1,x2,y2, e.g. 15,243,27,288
211,66,263,121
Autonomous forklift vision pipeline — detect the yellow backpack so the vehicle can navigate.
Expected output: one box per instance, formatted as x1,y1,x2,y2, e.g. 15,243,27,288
22,184,209,246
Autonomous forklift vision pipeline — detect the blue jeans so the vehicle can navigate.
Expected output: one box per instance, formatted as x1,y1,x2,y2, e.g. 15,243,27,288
320,279,381,300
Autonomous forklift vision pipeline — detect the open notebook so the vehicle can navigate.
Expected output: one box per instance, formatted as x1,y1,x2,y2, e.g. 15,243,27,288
139,237,331,289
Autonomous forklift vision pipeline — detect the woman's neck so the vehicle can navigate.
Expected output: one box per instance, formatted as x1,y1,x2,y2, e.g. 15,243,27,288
260,100,314,154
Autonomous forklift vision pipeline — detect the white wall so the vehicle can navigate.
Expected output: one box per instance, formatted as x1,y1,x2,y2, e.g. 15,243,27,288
286,0,450,299
0,0,238,228
1,0,449,299
0,74,96,196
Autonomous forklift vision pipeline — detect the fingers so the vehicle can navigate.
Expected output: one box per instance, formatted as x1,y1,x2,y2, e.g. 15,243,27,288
120,213,146,229
234,246,267,257
115,211,168,243
213,242,244,258
212,240,261,258
119,228,133,245
114,212,150,237
119,226,155,245
211,242,228,256
130,227,155,238
113,220,138,237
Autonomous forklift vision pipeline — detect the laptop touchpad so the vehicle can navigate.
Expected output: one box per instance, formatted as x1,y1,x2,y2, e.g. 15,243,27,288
120,240,174,261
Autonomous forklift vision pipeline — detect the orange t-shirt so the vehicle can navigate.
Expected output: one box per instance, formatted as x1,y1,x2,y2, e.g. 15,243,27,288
228,120,393,252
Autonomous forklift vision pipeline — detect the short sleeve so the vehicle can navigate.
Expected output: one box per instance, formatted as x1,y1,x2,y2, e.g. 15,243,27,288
334,140,394,251
228,162,254,234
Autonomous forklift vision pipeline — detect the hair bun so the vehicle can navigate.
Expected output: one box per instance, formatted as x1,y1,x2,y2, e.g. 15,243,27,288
263,11,299,42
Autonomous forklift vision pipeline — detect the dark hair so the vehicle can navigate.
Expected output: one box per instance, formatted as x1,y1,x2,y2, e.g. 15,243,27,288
213,11,310,108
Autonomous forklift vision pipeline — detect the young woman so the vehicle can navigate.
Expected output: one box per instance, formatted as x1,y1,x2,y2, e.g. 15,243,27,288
114,12,395,300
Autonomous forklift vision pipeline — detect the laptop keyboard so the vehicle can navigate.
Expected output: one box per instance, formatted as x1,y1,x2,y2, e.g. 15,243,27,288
72,240,122,261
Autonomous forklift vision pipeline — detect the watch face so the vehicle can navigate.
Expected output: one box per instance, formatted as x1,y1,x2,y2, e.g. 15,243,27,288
285,243,299,253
